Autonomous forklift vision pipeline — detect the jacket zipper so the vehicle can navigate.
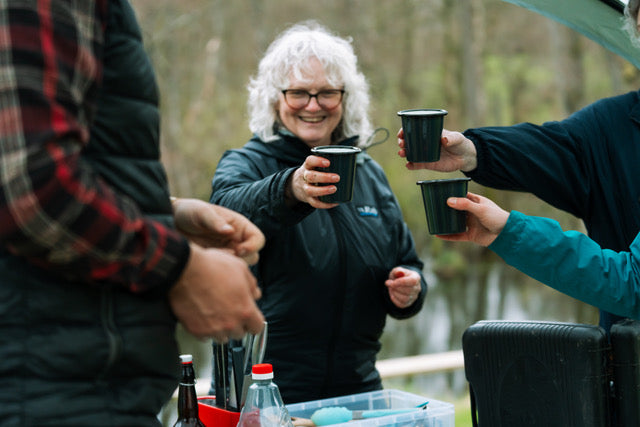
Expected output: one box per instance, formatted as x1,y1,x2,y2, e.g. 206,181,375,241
321,209,348,396
97,287,122,380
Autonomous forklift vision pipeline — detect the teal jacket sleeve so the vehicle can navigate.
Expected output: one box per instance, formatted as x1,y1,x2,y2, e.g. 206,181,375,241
489,211,640,319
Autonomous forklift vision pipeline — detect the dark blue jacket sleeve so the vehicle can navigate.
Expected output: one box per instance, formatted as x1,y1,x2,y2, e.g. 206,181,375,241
464,119,592,219
462,93,640,220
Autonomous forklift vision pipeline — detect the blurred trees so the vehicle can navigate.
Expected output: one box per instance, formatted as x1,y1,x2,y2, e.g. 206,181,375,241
132,0,640,397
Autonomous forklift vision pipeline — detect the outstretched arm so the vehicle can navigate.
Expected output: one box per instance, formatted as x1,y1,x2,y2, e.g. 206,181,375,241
441,192,640,320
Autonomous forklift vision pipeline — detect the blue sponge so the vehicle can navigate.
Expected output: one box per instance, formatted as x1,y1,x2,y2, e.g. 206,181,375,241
310,405,427,426
310,406,353,425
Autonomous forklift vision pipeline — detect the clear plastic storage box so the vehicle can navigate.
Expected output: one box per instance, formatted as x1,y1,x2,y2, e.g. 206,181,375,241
286,389,454,427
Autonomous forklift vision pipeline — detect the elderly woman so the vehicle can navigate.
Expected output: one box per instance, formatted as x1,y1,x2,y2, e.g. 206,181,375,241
209,21,427,404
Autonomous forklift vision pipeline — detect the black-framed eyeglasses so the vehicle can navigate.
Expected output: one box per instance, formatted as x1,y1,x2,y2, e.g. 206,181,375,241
281,89,345,110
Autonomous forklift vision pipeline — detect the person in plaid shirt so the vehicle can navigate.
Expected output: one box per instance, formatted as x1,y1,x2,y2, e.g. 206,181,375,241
0,1,264,425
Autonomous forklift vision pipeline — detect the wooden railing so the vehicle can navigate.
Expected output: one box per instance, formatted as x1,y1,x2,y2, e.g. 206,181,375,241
376,349,465,378
188,349,465,397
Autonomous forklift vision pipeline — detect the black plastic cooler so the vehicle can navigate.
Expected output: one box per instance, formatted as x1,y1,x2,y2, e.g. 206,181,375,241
462,320,610,427
610,319,640,426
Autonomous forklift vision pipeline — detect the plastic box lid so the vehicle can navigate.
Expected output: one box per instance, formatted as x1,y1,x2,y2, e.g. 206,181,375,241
286,389,454,427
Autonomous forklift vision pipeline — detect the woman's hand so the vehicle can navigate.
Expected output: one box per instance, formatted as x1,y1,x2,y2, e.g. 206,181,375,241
385,267,422,308
437,192,509,247
289,155,341,209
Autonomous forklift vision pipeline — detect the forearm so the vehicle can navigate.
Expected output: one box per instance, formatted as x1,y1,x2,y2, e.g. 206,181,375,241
464,122,589,217
490,211,640,319
211,162,313,236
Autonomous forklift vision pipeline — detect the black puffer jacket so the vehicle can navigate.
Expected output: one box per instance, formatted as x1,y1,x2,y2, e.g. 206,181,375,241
210,131,427,403
0,2,179,425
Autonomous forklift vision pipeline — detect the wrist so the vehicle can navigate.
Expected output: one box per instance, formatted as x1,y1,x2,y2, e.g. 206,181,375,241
460,140,478,172
284,173,301,208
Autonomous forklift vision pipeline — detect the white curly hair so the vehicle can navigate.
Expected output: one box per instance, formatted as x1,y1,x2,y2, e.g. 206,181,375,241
623,0,640,48
247,20,373,147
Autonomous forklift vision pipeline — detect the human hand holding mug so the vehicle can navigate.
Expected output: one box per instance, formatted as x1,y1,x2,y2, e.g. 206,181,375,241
397,128,478,172
290,155,340,209
436,192,509,247
310,145,360,203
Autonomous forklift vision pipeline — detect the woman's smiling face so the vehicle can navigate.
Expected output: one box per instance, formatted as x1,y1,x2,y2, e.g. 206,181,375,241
277,57,343,148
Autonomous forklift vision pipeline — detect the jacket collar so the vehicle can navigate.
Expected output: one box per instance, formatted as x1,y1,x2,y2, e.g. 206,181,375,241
245,130,362,164
631,95,640,125
276,128,360,148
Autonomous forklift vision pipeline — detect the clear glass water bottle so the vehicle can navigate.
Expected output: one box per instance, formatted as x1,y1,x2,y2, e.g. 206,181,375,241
173,354,206,427
237,363,294,427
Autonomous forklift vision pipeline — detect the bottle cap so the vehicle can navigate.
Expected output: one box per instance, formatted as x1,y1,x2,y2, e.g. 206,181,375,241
252,363,274,380
179,354,193,364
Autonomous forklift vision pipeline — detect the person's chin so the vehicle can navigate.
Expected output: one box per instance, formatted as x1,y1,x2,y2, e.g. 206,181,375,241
299,132,330,146
303,140,326,148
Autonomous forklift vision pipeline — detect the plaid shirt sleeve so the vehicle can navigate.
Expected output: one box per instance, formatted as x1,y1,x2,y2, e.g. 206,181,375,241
0,1,190,292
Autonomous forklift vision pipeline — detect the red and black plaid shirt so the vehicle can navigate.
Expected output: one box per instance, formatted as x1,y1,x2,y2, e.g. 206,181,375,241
0,1,189,292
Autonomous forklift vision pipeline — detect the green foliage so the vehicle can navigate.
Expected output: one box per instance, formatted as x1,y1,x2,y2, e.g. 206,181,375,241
135,0,627,407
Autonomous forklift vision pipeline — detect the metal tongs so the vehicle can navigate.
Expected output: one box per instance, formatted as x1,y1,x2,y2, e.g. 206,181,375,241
240,321,268,407
227,338,244,411
212,341,229,410
212,321,268,412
